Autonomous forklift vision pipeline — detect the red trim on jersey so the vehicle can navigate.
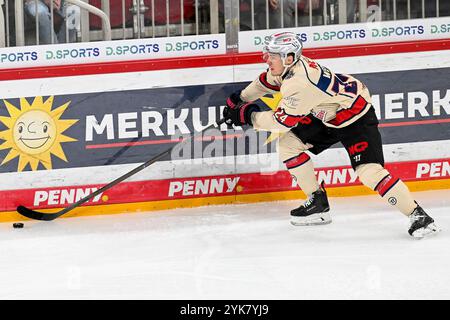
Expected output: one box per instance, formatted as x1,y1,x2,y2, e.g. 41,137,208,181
273,108,312,128
375,174,400,197
328,95,369,126
258,72,281,91
284,153,311,169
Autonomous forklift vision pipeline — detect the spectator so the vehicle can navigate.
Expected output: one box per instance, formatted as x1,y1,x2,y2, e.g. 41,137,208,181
295,0,323,26
24,0,76,44
346,0,356,23
255,0,281,30
0,0,4,47
240,0,293,30
3,0,16,46
89,0,195,37
237,0,323,30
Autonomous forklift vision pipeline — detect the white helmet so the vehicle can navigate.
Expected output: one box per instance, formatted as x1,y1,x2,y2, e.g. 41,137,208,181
263,32,303,68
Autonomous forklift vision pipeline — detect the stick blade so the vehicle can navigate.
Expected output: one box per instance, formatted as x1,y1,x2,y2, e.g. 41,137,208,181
16,206,58,221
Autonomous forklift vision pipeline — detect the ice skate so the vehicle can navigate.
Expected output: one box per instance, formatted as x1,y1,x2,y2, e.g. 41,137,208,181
290,185,331,226
408,205,441,239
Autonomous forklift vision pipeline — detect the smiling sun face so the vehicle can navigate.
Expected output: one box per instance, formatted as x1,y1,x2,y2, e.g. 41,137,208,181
0,96,78,172
13,110,57,155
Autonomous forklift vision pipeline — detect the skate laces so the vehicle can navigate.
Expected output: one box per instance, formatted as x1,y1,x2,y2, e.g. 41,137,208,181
303,188,326,208
303,195,315,208
410,207,426,223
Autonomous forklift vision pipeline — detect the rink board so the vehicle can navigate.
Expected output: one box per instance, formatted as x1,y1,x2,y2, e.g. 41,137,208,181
0,42,449,221
1,17,449,69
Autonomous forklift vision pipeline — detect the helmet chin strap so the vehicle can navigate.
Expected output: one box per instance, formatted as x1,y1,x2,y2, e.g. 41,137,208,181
281,57,297,77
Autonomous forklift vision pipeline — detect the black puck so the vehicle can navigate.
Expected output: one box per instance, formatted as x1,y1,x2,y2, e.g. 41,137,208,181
13,222,24,229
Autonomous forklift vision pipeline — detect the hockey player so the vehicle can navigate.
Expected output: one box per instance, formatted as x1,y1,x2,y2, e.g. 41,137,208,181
223,32,440,239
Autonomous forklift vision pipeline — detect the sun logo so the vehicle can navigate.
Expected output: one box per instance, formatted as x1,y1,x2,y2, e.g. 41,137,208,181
0,96,78,172
260,93,284,145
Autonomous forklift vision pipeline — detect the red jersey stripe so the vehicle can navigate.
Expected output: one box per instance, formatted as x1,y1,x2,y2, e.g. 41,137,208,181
273,108,313,128
328,95,369,126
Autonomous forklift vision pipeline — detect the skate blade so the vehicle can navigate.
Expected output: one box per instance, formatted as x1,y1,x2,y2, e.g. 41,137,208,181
290,212,332,226
411,223,441,240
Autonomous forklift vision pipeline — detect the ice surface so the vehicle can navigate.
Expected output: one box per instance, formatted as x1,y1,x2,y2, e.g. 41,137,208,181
0,189,449,300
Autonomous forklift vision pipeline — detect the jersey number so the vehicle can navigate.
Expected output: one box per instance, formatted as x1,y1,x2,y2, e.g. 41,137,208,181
274,109,288,123
331,74,358,97
274,108,312,128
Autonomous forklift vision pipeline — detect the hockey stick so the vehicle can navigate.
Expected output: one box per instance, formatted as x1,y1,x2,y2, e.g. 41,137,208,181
16,118,227,221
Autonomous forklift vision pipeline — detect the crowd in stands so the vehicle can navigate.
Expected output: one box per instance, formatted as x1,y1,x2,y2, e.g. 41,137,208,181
2,0,449,47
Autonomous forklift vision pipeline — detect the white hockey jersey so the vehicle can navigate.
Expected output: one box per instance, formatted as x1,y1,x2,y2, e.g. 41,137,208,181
240,55,373,132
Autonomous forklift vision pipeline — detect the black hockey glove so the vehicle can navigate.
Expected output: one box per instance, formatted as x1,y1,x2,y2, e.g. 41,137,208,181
223,91,260,127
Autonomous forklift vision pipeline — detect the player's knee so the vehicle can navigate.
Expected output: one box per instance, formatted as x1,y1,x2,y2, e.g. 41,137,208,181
356,163,390,190
278,141,295,162
278,132,310,162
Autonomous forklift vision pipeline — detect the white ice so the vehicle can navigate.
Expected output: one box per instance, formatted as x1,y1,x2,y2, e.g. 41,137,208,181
1,189,449,300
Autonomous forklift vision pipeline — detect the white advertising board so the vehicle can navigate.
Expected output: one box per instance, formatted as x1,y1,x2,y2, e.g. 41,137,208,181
239,17,450,52
0,34,226,69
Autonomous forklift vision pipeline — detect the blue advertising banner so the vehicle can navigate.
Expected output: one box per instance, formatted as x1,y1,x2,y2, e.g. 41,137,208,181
0,67,449,173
